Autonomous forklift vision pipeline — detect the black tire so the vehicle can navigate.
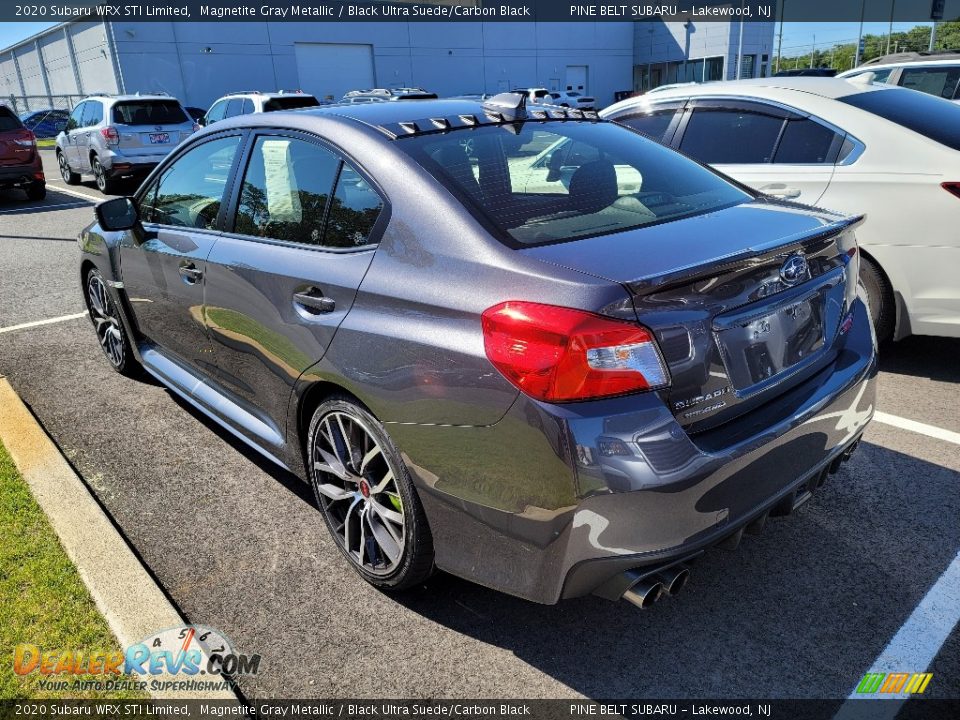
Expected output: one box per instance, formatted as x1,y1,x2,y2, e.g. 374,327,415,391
860,255,894,343
24,183,46,201
92,156,119,195
58,151,80,185
84,267,141,377
308,395,434,591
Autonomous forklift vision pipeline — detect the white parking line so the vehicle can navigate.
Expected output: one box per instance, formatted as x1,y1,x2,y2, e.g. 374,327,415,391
0,312,88,335
874,411,960,446
0,200,89,214
46,183,102,202
835,551,960,718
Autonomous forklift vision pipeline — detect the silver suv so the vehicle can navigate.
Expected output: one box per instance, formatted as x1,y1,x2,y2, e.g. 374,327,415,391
202,91,321,126
56,94,196,194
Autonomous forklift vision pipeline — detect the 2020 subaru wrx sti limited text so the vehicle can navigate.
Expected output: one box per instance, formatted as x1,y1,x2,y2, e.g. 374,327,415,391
78,94,877,606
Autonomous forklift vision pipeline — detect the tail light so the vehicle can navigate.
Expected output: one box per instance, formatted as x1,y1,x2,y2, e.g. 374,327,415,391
100,126,119,145
942,182,960,200
12,129,36,148
481,301,669,402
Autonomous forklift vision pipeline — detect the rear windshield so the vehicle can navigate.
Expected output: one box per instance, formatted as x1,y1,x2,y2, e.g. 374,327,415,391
838,88,960,150
396,121,750,246
263,96,321,112
0,107,23,131
112,100,187,125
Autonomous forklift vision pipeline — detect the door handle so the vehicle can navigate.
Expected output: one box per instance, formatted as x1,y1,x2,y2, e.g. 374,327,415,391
293,289,336,315
760,184,802,200
178,263,203,283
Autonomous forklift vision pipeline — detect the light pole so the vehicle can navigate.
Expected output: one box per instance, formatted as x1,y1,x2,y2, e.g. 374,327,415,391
854,0,866,66
886,0,896,55
776,0,785,73
810,35,816,68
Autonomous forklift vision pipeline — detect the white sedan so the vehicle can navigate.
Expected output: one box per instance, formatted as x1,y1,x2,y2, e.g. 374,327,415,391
602,77,960,341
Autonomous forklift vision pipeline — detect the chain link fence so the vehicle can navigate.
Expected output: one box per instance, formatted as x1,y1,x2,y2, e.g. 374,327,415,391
1,94,84,114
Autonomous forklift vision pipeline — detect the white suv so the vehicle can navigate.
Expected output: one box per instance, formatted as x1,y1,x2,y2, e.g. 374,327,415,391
838,53,960,103
202,91,321,126
56,94,196,194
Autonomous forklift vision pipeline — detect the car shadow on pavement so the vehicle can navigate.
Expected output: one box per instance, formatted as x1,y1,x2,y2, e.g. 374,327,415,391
878,336,960,383
388,440,960,699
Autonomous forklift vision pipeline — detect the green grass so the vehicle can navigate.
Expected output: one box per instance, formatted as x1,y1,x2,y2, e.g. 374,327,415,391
0,442,146,699
36,139,55,149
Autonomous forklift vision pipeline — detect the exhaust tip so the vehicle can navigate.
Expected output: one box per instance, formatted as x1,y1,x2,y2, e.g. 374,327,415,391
622,579,662,609
657,566,690,596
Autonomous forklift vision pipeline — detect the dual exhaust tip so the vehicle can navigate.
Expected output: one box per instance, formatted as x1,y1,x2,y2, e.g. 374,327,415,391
621,565,690,610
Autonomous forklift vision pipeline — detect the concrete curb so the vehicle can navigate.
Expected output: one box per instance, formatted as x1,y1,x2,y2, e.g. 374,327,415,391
0,376,240,701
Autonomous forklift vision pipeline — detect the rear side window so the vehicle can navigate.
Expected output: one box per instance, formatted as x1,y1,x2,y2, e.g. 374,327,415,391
617,110,677,142
398,121,749,246
325,165,384,248
234,136,340,246
773,119,841,164
0,107,22,131
241,99,255,115
113,100,187,125
263,96,321,112
898,66,960,100
140,136,240,229
81,101,103,127
224,99,243,118
838,88,960,151
680,108,784,164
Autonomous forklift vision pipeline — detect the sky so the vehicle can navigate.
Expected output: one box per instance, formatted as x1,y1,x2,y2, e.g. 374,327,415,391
0,19,938,56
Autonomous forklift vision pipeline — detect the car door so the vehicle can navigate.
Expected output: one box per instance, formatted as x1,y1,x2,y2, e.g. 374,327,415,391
118,133,243,370
202,131,384,439
63,102,86,167
674,99,838,206
74,100,103,173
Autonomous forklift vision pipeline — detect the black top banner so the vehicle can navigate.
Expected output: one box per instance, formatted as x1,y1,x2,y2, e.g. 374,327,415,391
4,0,960,24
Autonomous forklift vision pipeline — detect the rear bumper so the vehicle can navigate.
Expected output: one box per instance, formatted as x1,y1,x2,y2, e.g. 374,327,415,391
99,150,169,176
0,154,44,187
394,295,877,604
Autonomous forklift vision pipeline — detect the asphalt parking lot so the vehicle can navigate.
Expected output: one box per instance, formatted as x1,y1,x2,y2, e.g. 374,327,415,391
0,148,958,700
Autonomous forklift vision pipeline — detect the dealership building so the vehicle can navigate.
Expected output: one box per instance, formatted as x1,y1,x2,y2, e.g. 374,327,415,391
0,18,774,111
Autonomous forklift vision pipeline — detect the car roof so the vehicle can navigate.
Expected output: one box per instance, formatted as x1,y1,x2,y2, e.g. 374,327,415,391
839,58,960,74
87,94,180,103
632,76,891,101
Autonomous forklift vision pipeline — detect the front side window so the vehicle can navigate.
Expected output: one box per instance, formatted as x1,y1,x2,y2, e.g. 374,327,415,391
398,121,749,246
241,99,255,115
680,108,784,164
112,100,187,126
224,99,243,118
206,100,228,124
140,135,240,229
67,102,86,130
234,136,340,245
898,66,960,100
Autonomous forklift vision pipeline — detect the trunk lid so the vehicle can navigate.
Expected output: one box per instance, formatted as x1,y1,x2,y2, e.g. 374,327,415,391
111,100,193,155
522,200,863,431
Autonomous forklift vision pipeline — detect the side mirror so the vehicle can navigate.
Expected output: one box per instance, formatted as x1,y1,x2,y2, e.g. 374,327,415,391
96,197,139,232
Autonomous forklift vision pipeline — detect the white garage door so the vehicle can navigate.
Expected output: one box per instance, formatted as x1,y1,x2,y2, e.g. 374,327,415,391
294,43,375,102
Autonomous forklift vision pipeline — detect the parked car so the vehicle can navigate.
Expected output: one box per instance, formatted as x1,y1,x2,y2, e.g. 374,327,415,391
603,76,960,341
56,94,197,195
773,68,838,77
838,52,960,103
511,87,553,105
203,91,321,126
184,106,207,122
548,90,596,109
342,88,438,102
18,108,70,138
0,105,45,200
78,94,875,606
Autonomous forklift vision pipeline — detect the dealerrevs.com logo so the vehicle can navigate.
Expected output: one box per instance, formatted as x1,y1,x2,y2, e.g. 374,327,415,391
13,625,260,693
856,672,933,695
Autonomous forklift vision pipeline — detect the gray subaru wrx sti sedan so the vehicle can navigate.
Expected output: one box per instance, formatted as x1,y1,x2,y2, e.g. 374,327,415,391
78,94,877,607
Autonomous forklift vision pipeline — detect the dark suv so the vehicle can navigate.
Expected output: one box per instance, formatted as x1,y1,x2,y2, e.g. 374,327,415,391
0,105,45,201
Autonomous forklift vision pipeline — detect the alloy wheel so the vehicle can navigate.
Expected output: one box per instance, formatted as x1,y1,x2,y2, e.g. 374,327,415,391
93,159,107,192
87,273,125,368
58,153,71,182
311,411,406,576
